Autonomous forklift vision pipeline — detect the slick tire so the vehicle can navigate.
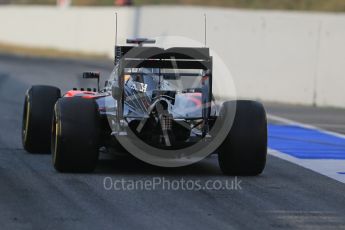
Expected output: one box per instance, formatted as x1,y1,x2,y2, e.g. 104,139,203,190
52,97,100,173
218,100,267,176
22,85,61,153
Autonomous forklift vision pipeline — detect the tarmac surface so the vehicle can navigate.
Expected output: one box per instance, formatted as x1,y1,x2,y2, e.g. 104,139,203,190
0,54,345,230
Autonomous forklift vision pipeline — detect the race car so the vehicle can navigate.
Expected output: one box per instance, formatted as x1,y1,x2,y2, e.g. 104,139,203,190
22,38,267,175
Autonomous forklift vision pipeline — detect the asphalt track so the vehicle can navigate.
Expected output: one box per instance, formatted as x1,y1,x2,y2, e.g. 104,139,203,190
0,54,345,230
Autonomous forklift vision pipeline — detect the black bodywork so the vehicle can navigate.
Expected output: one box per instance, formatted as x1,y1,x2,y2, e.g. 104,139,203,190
92,42,218,151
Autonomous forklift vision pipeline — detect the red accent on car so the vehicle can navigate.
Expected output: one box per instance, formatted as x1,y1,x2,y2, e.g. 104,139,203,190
64,90,98,99
184,93,202,107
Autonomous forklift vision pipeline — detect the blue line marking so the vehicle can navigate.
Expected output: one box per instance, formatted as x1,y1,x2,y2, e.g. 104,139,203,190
268,124,345,159
338,172,345,175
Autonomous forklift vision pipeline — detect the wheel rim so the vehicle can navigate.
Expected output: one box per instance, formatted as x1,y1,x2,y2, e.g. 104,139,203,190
22,95,30,144
51,112,57,164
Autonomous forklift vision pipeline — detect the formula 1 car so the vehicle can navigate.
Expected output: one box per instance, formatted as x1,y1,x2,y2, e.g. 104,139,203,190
22,38,267,175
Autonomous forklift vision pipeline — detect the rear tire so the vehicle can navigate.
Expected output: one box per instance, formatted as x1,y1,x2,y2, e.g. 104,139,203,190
22,85,61,153
52,97,100,173
218,100,267,176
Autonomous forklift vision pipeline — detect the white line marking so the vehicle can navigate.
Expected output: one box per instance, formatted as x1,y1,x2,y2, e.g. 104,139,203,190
267,113,345,184
308,123,345,129
269,149,345,184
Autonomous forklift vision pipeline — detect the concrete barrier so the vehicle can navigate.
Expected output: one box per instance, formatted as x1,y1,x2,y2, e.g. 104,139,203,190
0,6,344,107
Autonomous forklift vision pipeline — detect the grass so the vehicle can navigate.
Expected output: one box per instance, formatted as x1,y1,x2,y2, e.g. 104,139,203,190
135,0,345,12
6,0,345,12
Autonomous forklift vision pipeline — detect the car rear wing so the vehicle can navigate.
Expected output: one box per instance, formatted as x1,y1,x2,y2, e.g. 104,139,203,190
121,59,212,70
115,46,212,70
